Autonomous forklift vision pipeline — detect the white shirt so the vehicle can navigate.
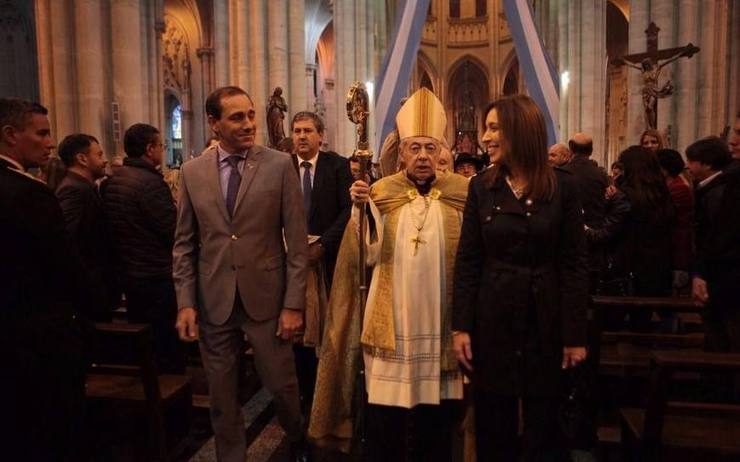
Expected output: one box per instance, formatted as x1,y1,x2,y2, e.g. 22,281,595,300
297,152,319,194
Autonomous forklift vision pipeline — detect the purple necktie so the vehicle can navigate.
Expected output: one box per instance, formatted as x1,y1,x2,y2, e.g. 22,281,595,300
225,155,242,218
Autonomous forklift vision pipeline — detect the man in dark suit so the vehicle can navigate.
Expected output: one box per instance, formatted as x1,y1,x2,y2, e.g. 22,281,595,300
290,111,352,414
563,133,611,287
174,87,309,462
688,137,740,353
56,133,117,320
0,98,90,461
290,111,352,283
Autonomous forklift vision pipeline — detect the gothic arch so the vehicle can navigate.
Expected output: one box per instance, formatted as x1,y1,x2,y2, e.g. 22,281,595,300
163,0,205,161
499,49,521,95
446,57,490,151
416,50,437,94
446,54,490,88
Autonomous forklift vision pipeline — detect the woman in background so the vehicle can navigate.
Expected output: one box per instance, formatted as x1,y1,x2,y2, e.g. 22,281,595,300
640,129,665,154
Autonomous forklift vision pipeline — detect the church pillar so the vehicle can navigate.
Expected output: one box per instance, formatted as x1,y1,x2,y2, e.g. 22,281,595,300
213,0,230,87
268,0,290,102
675,0,700,153
730,0,740,123
74,0,107,143
197,47,215,138
111,0,144,154
248,0,268,145
234,0,250,91
305,63,317,113
697,0,717,138
34,0,54,115
45,0,77,138
288,0,307,115
578,1,608,165
627,0,649,144
334,0,357,156
651,0,677,144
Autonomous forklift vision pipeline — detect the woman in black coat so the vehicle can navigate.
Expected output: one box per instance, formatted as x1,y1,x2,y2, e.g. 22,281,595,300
452,95,589,461
612,146,676,331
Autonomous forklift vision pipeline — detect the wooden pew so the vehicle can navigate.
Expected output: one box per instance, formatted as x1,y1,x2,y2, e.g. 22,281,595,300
86,323,192,462
620,350,740,461
590,296,703,378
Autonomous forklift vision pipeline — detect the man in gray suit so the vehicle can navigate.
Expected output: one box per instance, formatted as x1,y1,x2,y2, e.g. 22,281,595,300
173,86,309,462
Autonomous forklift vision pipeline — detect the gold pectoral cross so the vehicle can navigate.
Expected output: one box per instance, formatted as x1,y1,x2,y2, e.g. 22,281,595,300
411,235,426,256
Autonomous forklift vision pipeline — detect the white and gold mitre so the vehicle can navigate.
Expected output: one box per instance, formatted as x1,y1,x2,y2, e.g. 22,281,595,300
395,87,446,142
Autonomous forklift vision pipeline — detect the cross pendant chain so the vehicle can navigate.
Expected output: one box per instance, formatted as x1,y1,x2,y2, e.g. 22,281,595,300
411,235,426,256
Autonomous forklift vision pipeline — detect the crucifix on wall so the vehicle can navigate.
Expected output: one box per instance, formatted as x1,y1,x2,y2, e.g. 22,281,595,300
613,22,700,130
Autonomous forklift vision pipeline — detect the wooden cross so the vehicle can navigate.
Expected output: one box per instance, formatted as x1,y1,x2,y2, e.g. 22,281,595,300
411,235,426,256
613,22,700,130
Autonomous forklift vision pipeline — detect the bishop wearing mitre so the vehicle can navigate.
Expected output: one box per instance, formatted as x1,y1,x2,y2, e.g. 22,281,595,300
309,88,468,461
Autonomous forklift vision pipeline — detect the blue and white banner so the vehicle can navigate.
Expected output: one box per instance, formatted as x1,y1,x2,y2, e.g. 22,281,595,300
502,0,560,145
373,0,431,160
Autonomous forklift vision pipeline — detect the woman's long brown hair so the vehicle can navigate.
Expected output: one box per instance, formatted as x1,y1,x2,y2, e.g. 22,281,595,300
481,95,556,201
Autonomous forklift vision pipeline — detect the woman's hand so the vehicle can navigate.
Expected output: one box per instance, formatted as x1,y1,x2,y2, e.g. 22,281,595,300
562,346,587,369
452,331,474,372
349,180,370,206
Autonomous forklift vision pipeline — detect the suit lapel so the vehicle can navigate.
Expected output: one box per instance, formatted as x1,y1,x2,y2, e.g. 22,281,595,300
233,146,262,215
204,147,230,222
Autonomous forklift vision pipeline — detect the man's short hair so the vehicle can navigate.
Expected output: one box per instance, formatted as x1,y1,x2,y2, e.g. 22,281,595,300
124,123,160,158
685,136,731,170
656,149,685,178
58,133,99,167
205,86,250,120
291,111,325,134
0,97,48,132
569,139,593,156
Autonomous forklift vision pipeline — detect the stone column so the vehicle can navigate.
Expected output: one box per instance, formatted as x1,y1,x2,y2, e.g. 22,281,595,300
268,0,290,102
556,0,569,140
74,0,107,142
111,0,144,146
46,0,77,138
288,0,306,115
651,0,677,143
334,0,357,155
249,0,268,145
213,0,230,87
305,63,317,112
234,0,250,91
697,0,717,138
675,0,699,153
579,1,608,165
627,0,649,143
197,47,215,139
34,0,54,115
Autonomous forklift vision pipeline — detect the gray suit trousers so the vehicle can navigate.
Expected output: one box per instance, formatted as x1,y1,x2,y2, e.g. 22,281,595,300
199,298,302,462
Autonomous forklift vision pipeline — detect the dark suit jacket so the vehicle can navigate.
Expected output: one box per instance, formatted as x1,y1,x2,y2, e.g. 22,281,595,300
563,156,610,273
292,151,353,280
453,168,589,396
693,169,740,308
56,171,118,315
0,158,90,459
173,145,309,325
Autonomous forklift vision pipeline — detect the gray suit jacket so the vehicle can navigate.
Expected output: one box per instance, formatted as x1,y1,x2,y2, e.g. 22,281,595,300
173,144,308,325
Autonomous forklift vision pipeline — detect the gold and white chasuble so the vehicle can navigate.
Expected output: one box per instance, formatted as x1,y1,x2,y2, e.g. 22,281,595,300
362,183,462,407
308,170,469,451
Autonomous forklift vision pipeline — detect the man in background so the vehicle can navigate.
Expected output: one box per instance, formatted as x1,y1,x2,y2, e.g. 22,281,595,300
104,123,184,373
57,133,118,320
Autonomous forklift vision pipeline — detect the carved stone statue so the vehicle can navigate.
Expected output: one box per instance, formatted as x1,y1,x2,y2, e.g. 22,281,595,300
266,87,287,148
